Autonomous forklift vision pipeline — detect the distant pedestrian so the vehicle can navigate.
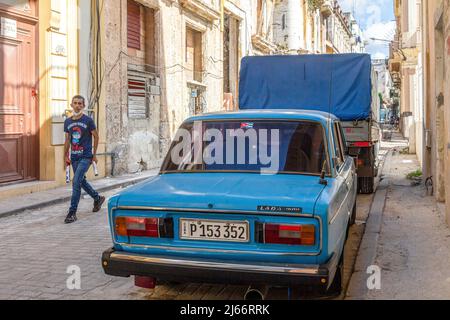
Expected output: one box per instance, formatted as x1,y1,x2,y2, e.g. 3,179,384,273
63,95,105,224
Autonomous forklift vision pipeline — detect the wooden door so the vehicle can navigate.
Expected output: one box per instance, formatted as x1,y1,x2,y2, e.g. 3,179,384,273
0,2,38,184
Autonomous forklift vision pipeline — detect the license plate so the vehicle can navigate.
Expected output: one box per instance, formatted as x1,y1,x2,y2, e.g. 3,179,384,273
180,219,249,243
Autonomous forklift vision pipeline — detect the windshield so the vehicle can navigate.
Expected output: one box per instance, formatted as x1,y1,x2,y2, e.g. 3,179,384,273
161,120,329,175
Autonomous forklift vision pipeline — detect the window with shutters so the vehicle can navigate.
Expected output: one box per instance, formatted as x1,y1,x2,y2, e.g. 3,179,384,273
128,68,148,119
126,2,159,119
127,0,141,50
127,66,160,119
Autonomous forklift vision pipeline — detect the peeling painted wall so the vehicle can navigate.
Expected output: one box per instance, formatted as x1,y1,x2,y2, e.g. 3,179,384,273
102,0,223,174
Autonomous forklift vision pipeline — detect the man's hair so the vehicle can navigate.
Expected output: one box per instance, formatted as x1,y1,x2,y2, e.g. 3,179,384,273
71,95,86,105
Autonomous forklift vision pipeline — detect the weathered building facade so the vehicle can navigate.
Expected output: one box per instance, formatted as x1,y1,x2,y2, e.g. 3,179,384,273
390,0,450,226
273,0,361,55
345,12,366,54
0,0,365,199
390,0,423,159
421,0,450,225
101,0,224,174
273,0,325,54
101,0,278,174
322,0,353,54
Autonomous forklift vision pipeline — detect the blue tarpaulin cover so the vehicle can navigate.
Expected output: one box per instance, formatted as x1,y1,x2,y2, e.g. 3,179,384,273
239,54,372,121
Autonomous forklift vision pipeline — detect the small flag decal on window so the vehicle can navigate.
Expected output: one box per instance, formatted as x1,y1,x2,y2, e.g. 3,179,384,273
241,122,254,129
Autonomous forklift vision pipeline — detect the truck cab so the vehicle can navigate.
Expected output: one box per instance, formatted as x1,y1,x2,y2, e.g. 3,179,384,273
102,110,357,297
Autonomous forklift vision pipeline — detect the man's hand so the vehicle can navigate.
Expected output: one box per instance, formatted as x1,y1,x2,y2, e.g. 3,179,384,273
92,156,98,164
65,156,71,166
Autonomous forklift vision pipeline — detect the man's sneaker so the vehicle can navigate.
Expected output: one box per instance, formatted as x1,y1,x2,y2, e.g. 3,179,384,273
93,196,106,212
64,211,77,224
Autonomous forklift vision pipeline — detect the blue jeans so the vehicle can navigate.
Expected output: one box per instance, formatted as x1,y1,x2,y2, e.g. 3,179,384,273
70,158,100,213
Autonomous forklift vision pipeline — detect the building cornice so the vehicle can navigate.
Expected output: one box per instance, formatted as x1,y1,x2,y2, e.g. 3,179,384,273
0,4,38,24
179,0,220,22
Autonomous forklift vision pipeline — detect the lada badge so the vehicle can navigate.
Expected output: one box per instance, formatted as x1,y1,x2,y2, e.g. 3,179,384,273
257,206,303,213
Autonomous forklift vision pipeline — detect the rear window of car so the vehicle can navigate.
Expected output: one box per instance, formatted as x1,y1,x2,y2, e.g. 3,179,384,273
161,120,329,175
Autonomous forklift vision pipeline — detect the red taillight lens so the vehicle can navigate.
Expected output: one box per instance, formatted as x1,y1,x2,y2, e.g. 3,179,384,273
264,224,315,246
353,141,371,148
115,217,159,237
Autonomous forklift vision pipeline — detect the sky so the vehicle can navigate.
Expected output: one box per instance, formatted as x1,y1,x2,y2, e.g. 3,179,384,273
338,0,396,59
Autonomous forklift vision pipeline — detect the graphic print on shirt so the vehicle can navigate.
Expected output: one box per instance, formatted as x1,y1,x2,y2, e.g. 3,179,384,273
71,127,84,156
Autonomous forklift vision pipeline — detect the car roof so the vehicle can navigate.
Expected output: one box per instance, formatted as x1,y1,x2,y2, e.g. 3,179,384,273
185,109,339,124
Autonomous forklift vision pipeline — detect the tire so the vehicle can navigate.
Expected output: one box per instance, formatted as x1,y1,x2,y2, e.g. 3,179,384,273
358,177,374,194
349,201,357,226
327,253,344,296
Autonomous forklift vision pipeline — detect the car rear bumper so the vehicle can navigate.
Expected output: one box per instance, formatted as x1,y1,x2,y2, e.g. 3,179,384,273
101,248,338,288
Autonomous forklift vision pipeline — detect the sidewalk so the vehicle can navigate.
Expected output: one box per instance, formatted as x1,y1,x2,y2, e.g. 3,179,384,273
347,132,450,299
0,170,159,219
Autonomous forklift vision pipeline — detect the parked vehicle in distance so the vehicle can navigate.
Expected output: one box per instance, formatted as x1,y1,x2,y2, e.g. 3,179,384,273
239,54,379,194
102,110,358,299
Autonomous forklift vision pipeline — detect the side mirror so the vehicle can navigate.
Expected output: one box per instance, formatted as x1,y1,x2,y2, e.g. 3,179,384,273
348,147,361,157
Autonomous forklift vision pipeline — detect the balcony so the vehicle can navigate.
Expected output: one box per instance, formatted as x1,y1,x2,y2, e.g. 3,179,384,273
251,34,278,55
321,0,334,18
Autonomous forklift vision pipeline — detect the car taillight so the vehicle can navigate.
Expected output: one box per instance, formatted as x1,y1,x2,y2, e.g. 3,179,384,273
115,217,173,238
257,223,315,246
352,141,371,148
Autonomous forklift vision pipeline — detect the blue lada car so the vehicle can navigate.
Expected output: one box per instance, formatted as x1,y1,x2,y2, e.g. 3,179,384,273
102,110,357,297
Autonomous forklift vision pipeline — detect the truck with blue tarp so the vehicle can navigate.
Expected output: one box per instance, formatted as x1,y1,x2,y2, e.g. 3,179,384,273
239,53,379,194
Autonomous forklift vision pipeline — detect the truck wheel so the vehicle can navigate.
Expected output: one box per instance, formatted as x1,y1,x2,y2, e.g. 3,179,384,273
350,201,357,226
358,177,374,194
327,253,344,296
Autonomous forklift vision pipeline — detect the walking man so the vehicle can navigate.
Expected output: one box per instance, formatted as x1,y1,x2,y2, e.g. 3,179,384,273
64,95,105,224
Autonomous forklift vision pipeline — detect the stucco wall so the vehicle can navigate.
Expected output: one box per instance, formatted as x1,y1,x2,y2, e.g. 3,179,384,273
422,0,450,225
102,0,223,174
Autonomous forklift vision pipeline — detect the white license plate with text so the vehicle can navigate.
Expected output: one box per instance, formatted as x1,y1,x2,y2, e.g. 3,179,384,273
180,219,249,242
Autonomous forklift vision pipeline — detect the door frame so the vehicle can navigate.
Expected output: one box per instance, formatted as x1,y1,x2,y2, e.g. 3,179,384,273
0,1,39,184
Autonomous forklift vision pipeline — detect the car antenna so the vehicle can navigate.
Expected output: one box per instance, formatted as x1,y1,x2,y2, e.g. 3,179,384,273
319,160,328,186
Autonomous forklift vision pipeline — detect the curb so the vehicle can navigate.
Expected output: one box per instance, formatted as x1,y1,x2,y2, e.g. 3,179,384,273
344,151,392,300
0,175,153,219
